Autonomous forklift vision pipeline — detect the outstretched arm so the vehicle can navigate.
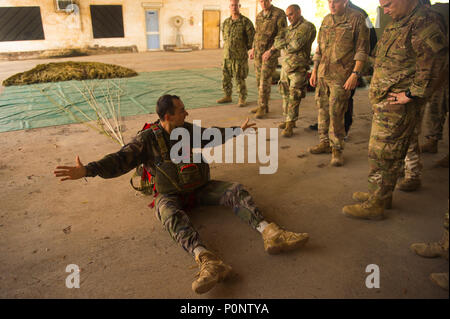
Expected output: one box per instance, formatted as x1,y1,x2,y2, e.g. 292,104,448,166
54,156,87,181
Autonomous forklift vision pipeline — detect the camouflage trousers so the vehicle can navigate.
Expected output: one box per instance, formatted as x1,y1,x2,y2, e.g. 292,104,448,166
154,180,264,256
315,77,352,150
222,58,249,99
423,86,448,141
254,53,278,111
367,99,422,203
404,104,426,180
278,66,308,122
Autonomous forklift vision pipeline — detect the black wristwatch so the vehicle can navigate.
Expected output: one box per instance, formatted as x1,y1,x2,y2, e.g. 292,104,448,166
352,71,361,78
405,88,418,99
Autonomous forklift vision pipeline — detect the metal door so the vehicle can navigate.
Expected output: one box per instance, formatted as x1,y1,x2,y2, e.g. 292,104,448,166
146,10,160,50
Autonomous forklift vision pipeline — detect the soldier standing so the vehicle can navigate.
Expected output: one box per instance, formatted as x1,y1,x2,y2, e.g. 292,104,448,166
398,0,449,192
271,4,316,138
343,0,448,220
309,0,370,167
54,95,310,294
216,0,255,107
249,0,287,119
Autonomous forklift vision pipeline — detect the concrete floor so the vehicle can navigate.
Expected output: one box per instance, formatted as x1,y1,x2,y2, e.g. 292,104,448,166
0,50,448,299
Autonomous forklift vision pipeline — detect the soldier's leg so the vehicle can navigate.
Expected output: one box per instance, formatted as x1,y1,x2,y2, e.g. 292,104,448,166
234,59,249,104
195,180,309,254
309,78,332,154
344,89,356,136
400,105,426,191
328,83,351,151
286,70,306,123
256,55,278,117
217,59,233,103
343,100,421,219
195,180,265,229
422,88,448,152
278,67,290,123
155,194,205,256
251,55,263,113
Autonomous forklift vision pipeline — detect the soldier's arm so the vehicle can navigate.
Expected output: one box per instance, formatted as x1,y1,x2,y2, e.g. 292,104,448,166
273,13,288,52
353,15,370,64
285,24,316,54
410,21,448,98
245,19,255,50
222,20,227,43
83,132,154,179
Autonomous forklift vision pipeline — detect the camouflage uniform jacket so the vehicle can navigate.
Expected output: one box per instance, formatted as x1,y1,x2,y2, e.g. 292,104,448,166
274,16,316,73
253,5,287,58
84,121,238,179
222,14,255,60
313,6,370,82
369,4,449,104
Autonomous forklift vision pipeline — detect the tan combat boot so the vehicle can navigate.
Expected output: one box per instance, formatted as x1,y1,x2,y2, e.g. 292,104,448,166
216,96,232,104
410,230,449,260
309,141,332,154
281,121,295,137
255,107,267,119
342,200,385,220
278,122,296,129
420,139,438,153
238,97,247,107
251,106,268,114
192,251,232,294
352,192,392,209
262,223,309,254
430,272,449,291
330,149,344,166
397,178,421,192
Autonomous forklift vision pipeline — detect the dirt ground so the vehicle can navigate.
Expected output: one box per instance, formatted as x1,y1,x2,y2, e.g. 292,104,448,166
0,50,448,299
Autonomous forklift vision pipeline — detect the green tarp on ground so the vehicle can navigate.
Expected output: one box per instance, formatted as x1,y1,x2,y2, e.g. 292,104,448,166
0,67,282,133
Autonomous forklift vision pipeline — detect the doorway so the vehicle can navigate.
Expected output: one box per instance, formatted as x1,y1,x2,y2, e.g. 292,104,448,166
146,10,160,50
202,10,220,49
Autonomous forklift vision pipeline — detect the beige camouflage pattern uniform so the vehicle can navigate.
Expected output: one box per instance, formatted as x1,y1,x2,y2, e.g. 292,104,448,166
313,7,369,151
221,14,255,100
274,16,316,123
403,5,449,181
367,4,448,204
253,5,287,113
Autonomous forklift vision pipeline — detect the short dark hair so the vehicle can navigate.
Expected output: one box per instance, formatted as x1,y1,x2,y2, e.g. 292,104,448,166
287,4,300,12
156,94,180,120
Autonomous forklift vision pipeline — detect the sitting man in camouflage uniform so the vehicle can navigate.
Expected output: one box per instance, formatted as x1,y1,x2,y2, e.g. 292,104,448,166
54,94,309,294
216,0,255,107
342,0,448,220
271,4,316,138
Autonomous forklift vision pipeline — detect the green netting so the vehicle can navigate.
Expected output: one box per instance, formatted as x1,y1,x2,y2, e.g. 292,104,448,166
0,67,281,133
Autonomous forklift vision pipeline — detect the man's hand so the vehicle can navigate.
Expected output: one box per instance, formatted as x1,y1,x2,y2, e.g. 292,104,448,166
262,49,272,62
241,117,257,131
248,48,255,60
388,92,412,105
309,69,318,88
54,156,87,181
343,73,359,91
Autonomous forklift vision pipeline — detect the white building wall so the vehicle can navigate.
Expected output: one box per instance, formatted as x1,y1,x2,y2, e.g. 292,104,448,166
0,0,260,53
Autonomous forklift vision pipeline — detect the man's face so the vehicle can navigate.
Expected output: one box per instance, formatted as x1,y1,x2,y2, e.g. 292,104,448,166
379,0,411,20
286,7,301,25
328,0,348,15
166,98,188,127
230,0,240,15
259,0,271,10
